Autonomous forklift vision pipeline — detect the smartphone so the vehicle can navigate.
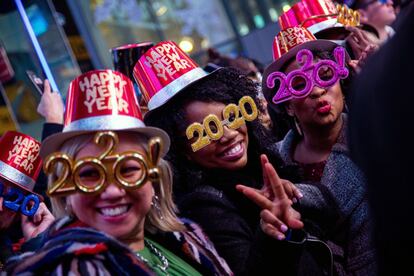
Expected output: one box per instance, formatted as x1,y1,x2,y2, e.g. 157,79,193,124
26,70,44,95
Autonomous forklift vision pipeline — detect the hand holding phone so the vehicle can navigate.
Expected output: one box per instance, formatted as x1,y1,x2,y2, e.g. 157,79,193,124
26,70,44,95
36,79,65,124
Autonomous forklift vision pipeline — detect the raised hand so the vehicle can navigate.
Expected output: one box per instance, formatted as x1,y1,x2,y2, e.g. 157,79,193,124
21,202,55,239
259,154,303,202
237,155,304,240
37,79,64,124
345,26,380,61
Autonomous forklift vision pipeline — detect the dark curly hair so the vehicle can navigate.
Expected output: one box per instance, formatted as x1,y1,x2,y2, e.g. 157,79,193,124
267,49,356,137
145,67,294,195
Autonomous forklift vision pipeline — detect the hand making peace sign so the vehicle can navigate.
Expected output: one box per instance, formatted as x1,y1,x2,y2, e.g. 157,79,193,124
237,154,304,240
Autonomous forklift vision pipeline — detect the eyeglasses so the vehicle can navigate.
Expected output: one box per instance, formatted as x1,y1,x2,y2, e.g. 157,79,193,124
185,96,258,152
0,181,40,216
266,47,349,104
44,131,163,196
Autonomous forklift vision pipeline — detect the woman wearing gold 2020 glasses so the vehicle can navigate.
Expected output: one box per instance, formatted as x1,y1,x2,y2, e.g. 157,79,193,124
5,70,232,276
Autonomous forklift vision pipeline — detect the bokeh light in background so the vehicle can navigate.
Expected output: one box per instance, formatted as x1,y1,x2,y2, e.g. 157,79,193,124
239,24,249,35
155,5,168,17
269,8,279,21
201,38,210,49
179,37,194,53
282,3,292,12
27,5,48,36
254,15,265,28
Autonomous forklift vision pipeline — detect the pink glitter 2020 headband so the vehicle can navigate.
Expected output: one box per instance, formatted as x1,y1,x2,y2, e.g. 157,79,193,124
266,47,349,104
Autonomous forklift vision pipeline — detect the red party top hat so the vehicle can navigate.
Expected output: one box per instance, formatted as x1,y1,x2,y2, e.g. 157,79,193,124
133,41,218,120
279,0,360,39
40,69,170,159
0,131,42,194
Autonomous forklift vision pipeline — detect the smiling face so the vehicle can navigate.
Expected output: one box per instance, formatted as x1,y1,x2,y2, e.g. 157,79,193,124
0,179,18,230
67,133,153,240
183,101,249,170
285,58,345,129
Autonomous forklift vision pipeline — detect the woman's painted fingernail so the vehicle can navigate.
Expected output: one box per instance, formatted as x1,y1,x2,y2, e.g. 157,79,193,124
298,192,303,198
280,225,288,232
292,198,297,204
277,234,285,240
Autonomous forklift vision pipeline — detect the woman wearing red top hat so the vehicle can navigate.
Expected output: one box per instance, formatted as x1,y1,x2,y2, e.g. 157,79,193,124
261,26,377,275
0,131,54,271
6,70,232,275
134,41,339,275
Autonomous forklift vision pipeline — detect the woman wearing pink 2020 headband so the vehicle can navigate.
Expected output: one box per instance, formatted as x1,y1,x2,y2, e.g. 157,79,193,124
261,26,377,276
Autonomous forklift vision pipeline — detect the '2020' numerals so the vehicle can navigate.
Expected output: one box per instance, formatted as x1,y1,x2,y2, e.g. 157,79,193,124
186,96,258,152
0,182,40,217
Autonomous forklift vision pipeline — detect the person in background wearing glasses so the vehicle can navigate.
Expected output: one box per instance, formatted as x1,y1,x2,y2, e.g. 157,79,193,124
350,0,396,43
5,70,233,275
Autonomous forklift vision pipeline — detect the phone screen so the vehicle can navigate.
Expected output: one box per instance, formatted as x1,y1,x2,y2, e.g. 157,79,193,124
26,70,44,95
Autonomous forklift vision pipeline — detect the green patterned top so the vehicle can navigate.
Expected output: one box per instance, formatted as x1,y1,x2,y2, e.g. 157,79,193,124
137,238,202,276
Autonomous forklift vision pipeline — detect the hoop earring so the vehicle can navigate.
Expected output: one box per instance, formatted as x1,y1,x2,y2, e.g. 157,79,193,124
294,116,303,136
151,195,164,220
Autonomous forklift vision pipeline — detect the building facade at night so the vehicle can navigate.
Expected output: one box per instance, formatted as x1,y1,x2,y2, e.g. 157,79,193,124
0,0,294,138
